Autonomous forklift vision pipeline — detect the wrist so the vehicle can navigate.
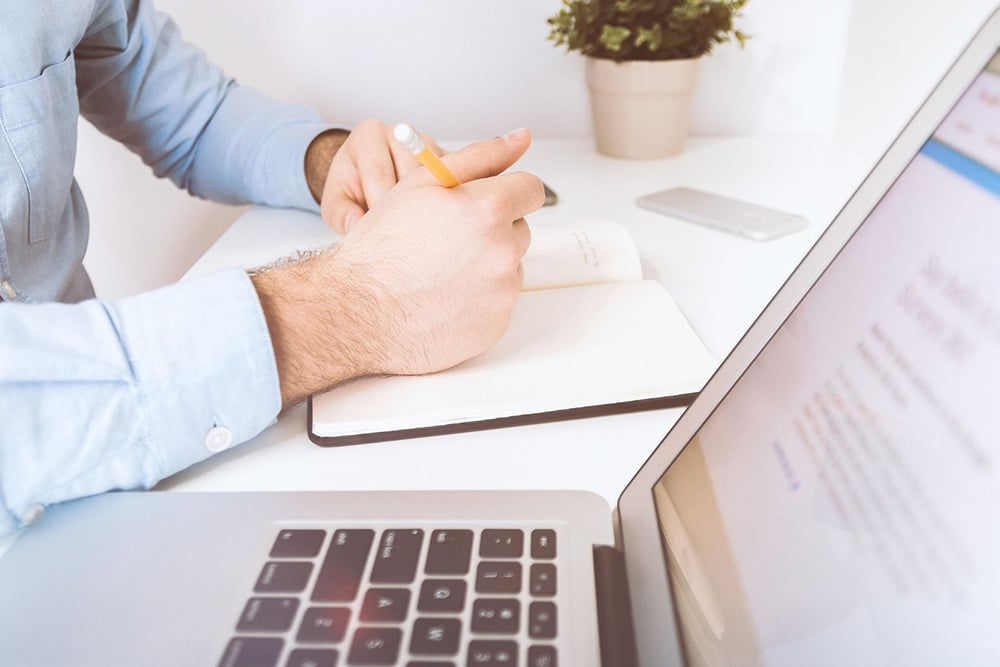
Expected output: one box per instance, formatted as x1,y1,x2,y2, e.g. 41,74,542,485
304,128,350,204
250,249,396,409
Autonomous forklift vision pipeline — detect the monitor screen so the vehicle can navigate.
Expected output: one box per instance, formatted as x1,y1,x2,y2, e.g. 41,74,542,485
654,52,1000,665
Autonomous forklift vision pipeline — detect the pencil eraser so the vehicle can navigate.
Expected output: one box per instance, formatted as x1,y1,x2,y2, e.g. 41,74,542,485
393,123,423,153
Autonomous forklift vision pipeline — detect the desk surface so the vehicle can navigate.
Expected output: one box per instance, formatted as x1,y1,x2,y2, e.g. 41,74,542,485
157,136,869,508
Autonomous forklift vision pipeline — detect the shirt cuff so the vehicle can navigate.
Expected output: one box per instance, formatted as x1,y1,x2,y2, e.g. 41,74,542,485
190,84,335,212
254,117,335,214
111,267,282,485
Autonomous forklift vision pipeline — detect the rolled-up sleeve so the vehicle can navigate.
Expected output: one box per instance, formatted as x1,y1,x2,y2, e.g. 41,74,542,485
0,269,282,536
75,0,332,211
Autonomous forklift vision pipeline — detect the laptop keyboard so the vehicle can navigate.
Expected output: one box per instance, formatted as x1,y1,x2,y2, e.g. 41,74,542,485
218,527,560,667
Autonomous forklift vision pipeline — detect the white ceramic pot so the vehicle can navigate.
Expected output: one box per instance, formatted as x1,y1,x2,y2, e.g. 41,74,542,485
585,57,700,159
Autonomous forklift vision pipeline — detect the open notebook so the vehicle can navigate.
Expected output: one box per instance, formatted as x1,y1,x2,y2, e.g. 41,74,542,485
309,219,717,446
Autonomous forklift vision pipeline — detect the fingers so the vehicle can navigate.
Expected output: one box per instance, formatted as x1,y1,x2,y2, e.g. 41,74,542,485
461,170,546,224
320,163,367,235
322,121,534,241
320,173,364,235
355,142,399,212
353,132,424,225
424,134,448,157
433,128,532,184
322,120,428,234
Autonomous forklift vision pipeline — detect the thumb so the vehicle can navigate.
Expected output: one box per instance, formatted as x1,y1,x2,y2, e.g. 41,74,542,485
437,128,531,183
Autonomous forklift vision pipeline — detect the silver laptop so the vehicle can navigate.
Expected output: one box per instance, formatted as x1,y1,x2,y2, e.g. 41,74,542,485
4,10,1000,667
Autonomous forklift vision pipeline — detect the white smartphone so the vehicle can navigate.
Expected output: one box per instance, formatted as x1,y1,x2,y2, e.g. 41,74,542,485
636,187,808,241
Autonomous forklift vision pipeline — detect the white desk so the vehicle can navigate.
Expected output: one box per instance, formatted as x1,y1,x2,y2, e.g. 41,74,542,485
157,137,868,507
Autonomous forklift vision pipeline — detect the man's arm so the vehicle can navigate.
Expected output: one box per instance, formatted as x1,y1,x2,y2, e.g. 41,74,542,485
0,0,544,536
76,0,334,210
0,130,542,536
0,269,281,537
74,1,445,232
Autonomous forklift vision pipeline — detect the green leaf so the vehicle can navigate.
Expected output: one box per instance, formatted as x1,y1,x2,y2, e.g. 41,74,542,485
547,0,750,61
635,23,663,52
600,24,632,52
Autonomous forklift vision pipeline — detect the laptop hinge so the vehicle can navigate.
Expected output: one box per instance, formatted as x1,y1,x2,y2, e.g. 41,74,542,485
593,545,640,667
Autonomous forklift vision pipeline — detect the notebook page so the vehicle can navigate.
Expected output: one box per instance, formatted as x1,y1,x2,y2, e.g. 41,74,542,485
311,280,716,437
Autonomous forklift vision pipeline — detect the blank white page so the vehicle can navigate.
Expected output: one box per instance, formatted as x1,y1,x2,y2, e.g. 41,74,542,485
311,280,717,439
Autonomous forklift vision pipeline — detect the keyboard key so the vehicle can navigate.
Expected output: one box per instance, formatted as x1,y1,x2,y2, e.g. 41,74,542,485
348,627,402,665
527,645,557,667
312,529,374,602
417,579,466,613
528,602,557,639
371,529,424,584
476,562,522,594
286,648,339,667
410,617,462,655
471,599,520,634
407,662,455,667
530,530,556,560
271,529,326,558
466,640,517,666
426,530,473,575
297,607,350,643
236,597,299,632
529,564,556,597
360,588,411,623
218,637,283,667
479,530,523,558
255,561,314,593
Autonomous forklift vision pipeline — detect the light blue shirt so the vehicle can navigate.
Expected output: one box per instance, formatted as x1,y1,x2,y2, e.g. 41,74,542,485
0,1,333,535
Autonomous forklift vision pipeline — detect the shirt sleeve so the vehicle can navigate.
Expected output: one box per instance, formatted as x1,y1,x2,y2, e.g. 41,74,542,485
0,269,282,537
74,0,333,211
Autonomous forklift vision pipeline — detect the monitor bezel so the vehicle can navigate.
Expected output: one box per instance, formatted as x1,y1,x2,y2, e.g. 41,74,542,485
615,9,1000,665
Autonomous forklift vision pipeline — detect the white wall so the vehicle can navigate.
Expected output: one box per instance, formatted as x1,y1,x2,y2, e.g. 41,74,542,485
836,0,997,165
79,0,992,299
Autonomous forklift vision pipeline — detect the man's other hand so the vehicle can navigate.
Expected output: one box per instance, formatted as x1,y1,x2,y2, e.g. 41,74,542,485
305,119,447,235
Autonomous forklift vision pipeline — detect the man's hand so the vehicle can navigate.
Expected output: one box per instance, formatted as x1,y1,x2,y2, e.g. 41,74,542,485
305,119,446,235
255,128,544,409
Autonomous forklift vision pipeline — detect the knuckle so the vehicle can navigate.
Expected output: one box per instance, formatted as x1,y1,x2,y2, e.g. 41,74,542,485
517,220,532,250
475,191,507,221
356,118,384,136
491,243,522,276
518,172,546,206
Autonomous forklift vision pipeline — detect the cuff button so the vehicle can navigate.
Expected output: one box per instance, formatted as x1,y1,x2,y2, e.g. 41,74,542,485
205,426,234,452
19,504,44,525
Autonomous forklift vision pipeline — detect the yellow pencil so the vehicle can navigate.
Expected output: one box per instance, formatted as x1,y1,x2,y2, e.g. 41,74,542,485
393,123,460,188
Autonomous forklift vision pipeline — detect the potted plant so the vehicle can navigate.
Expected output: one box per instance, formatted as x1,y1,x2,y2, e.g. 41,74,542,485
548,0,748,158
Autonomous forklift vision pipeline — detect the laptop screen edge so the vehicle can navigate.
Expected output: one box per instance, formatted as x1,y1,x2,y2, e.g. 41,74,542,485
613,9,1000,666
